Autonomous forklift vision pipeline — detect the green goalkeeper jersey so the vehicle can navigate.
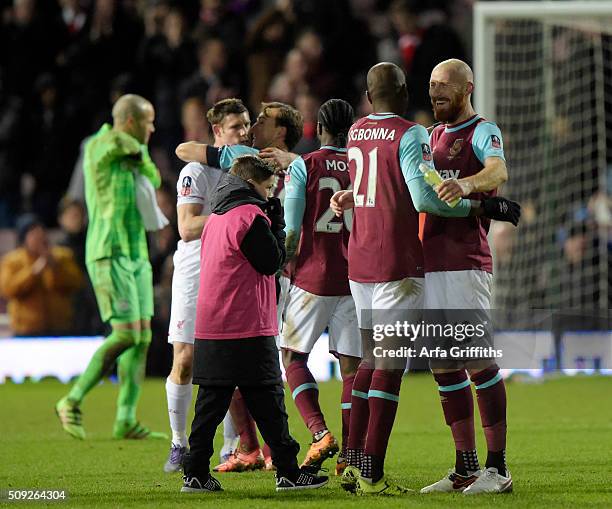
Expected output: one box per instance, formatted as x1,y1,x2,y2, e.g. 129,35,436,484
84,124,161,263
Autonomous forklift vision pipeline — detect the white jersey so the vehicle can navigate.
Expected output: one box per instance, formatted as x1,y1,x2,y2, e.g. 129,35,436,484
168,162,224,344
173,162,224,266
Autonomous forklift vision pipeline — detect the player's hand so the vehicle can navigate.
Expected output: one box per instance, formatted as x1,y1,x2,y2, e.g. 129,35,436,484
436,178,474,203
175,141,205,163
330,190,354,217
482,197,521,226
259,147,297,172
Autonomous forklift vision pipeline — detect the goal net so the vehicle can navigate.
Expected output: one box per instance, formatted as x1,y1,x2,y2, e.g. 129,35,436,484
474,1,611,314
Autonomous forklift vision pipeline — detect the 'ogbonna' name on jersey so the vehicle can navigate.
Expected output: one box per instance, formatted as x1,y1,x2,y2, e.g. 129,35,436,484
349,127,396,142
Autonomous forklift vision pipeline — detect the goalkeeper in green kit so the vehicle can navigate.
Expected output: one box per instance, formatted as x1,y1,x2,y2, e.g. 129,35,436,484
56,94,165,440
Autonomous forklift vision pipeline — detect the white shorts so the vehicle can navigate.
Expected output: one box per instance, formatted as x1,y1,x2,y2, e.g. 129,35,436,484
349,277,424,330
278,275,291,327
274,275,292,348
167,252,200,345
280,284,361,358
424,270,492,310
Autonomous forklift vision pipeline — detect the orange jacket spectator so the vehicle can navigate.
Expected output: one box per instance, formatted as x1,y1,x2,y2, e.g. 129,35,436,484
0,216,83,336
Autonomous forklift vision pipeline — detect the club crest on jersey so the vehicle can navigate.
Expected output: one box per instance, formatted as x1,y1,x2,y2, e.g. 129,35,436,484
180,176,192,196
448,138,464,159
284,169,291,183
421,143,432,161
491,134,501,149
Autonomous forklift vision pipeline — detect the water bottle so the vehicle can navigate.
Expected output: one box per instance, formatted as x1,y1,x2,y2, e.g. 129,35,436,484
419,163,460,207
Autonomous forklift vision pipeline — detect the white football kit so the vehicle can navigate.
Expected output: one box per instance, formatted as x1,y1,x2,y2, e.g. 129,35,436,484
168,162,224,344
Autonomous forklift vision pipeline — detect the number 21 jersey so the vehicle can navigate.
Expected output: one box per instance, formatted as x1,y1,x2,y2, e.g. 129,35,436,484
346,114,425,283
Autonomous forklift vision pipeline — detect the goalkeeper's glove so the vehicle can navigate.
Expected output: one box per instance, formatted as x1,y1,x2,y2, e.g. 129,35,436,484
481,197,521,226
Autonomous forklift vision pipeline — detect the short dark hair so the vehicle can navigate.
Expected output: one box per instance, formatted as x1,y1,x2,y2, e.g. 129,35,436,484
230,155,275,183
16,213,44,245
206,98,248,126
318,99,354,148
261,102,304,150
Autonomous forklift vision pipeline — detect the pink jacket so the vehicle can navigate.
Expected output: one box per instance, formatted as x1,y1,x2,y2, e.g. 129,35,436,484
195,204,278,339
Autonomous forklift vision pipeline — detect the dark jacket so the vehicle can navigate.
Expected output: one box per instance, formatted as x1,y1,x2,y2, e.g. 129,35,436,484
211,173,286,275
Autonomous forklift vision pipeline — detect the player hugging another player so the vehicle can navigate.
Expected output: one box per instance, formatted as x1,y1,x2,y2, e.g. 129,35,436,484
280,99,360,475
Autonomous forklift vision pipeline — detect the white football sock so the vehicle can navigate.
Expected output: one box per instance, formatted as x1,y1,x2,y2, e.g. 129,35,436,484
221,412,240,460
165,377,193,447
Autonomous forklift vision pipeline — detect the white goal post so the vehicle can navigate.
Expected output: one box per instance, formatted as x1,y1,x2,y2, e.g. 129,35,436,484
473,1,612,312
474,1,612,118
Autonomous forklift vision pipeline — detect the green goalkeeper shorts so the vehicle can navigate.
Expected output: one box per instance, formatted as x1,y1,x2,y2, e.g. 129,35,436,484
87,256,154,325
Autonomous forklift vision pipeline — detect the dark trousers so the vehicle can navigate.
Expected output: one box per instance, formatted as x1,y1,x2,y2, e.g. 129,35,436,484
183,382,300,478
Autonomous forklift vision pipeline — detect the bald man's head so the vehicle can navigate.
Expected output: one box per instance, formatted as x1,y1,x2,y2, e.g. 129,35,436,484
366,62,408,113
432,59,473,85
112,94,152,123
429,59,474,123
112,94,155,144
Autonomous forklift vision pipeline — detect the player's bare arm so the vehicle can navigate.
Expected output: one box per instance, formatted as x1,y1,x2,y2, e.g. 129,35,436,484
177,203,207,242
437,157,508,202
284,230,300,266
176,141,208,164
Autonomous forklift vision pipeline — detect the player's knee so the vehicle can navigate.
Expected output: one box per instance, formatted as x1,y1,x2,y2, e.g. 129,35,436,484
282,348,307,368
171,344,194,382
175,363,192,383
467,362,499,382
469,364,501,391
114,328,141,350
339,355,360,379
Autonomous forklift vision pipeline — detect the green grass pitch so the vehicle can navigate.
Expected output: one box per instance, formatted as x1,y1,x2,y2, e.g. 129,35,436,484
1,374,611,508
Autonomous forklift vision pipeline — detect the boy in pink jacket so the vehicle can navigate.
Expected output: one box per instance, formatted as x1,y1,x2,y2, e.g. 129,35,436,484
181,155,328,494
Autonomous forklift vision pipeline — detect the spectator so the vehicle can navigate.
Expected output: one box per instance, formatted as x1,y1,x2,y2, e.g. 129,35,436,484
57,198,105,335
180,36,238,109
1,0,64,95
27,73,78,225
292,91,320,154
57,198,87,267
0,70,26,226
0,214,83,336
295,29,337,100
196,0,246,54
149,252,174,377
388,0,467,113
58,0,87,41
181,96,210,144
559,221,600,309
268,48,309,105
137,7,196,154
149,182,179,286
246,7,294,111
59,0,143,128
142,0,171,39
